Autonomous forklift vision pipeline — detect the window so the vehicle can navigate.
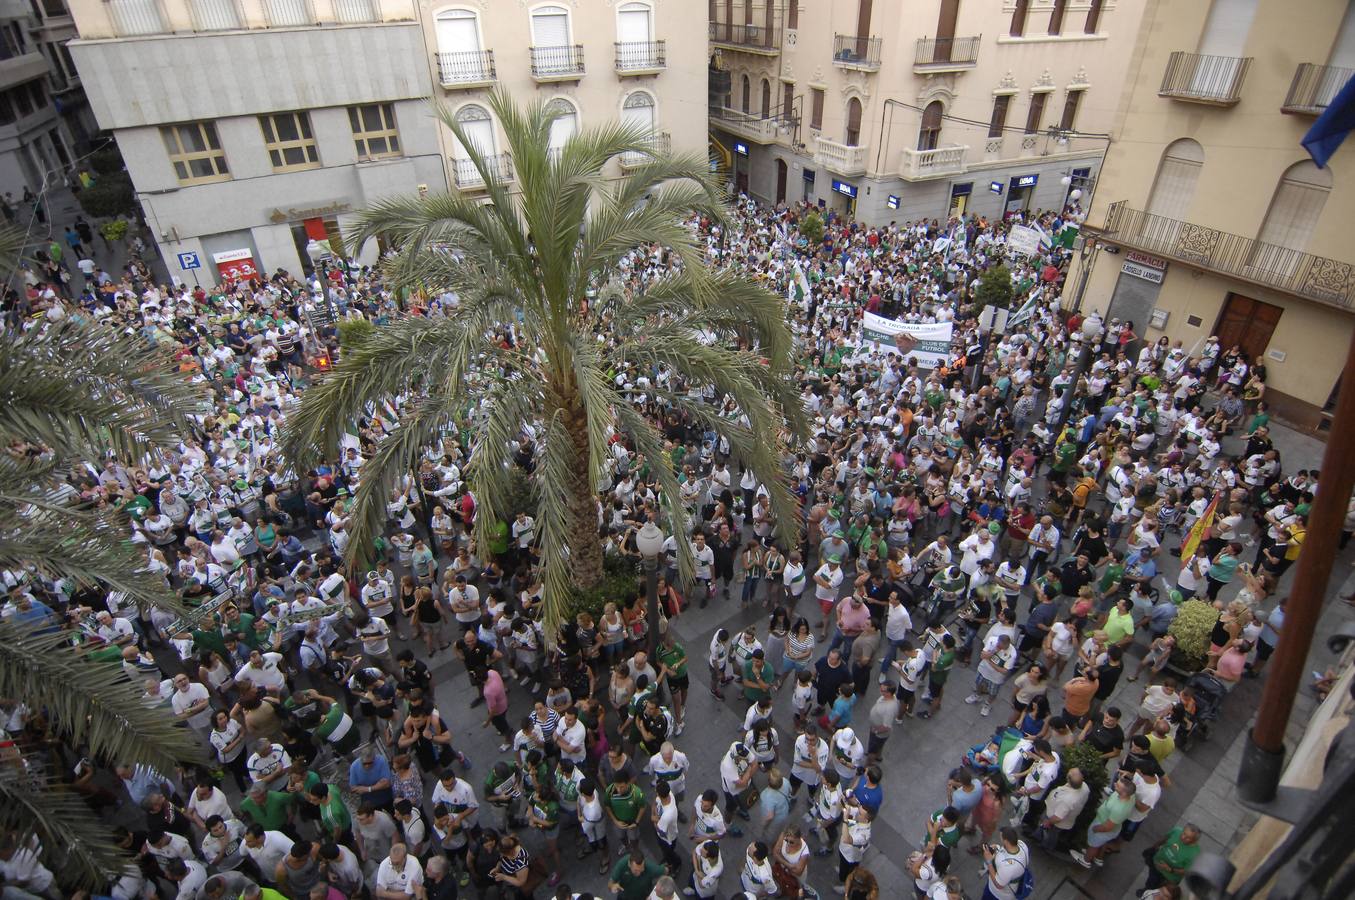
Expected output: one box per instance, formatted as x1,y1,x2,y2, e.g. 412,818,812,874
810,87,824,129
349,103,401,160
546,97,577,150
918,100,942,151
782,81,795,121
1010,0,1028,37
161,121,230,184
1255,161,1331,254
760,78,771,118
1145,138,1203,220
531,4,571,47
845,97,862,146
436,9,482,54
454,103,496,156
616,2,652,43
988,95,1010,137
260,112,319,172
1024,92,1047,134
1048,0,1067,35
788,0,797,29
1085,0,1104,33
622,90,655,135
1059,89,1083,130
741,75,750,113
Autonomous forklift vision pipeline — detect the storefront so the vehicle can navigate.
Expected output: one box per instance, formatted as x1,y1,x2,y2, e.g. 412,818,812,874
1004,173,1038,217
830,178,858,218
802,167,816,202
732,141,750,196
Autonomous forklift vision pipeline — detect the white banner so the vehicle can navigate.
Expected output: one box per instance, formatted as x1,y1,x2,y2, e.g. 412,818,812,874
1006,224,1044,257
859,313,955,368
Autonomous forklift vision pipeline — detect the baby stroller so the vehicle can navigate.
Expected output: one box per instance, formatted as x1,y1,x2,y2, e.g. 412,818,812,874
1183,671,1229,745
964,726,1023,776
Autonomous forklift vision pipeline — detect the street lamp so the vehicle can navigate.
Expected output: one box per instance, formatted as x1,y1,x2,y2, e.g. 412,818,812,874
305,239,325,285
636,519,665,656
1056,313,1104,432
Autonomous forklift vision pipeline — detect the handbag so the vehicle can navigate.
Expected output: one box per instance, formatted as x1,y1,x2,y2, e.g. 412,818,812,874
772,860,803,899
738,783,760,810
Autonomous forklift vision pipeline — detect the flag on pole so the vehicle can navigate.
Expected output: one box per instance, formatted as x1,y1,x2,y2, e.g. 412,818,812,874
1303,68,1355,167
1005,287,1043,330
788,261,810,308
1180,494,1221,566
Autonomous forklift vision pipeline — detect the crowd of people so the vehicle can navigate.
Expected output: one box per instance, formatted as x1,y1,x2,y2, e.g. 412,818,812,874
0,189,1320,900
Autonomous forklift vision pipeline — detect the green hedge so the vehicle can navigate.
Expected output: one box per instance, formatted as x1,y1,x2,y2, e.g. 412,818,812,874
563,554,641,620
1168,598,1218,673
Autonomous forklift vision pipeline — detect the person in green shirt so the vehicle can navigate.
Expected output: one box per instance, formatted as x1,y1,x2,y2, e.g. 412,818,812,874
742,652,772,704
604,772,647,855
486,520,511,559
525,781,563,876
307,781,351,842
656,634,689,736
1072,774,1137,868
240,783,293,831
919,634,957,718
608,850,666,900
1098,551,1126,600
1146,824,1202,888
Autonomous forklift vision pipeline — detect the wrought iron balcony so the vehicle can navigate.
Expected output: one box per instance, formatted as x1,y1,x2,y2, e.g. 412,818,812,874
900,144,968,180
832,35,881,71
530,44,585,80
1282,62,1355,115
1100,201,1355,309
813,138,867,177
615,40,666,74
437,50,496,88
914,36,980,72
452,153,514,190
1159,51,1251,106
708,21,781,54
620,132,671,168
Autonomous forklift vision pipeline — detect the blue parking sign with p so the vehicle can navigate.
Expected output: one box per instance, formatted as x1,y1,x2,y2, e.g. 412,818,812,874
178,251,201,270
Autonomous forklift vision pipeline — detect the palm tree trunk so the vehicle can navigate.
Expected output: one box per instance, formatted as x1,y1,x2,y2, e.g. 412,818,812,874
564,398,605,590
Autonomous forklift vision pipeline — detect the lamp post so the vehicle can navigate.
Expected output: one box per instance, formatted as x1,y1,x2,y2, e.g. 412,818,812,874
305,239,326,288
1055,313,1103,432
636,520,665,657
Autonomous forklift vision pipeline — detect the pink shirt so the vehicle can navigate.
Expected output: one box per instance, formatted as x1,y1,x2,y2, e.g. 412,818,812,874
483,669,509,716
836,598,871,636
1216,648,1247,684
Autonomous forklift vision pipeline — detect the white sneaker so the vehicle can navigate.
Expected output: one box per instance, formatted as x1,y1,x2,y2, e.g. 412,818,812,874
498,743,512,752
965,694,980,704
683,889,696,897
1070,849,1092,869
980,704,991,717
674,721,685,737
878,673,888,684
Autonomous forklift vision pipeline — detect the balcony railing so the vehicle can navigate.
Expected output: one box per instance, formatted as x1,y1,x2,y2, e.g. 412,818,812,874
530,44,585,79
620,132,671,168
914,36,980,70
1282,62,1355,115
832,35,881,71
615,40,666,73
900,144,968,180
710,106,792,144
1159,51,1251,105
107,0,166,35
332,0,378,24
813,138,867,176
187,0,242,31
437,50,496,87
709,21,782,53
1101,201,1355,309
263,0,313,27
452,153,514,189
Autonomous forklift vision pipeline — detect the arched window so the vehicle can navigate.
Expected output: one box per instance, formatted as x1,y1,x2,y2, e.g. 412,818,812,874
1145,138,1203,221
453,103,495,158
546,97,578,151
1251,161,1332,276
845,97,862,146
918,100,943,151
531,4,571,45
617,2,653,43
741,74,751,113
760,78,772,118
622,90,656,136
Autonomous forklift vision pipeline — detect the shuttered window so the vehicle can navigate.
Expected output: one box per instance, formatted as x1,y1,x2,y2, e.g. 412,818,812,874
1145,139,1204,221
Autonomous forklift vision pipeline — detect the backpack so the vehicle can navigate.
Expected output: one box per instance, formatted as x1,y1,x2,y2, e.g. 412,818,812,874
1011,845,1035,900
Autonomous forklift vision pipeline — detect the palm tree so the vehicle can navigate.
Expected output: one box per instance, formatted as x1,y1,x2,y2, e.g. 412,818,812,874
283,90,809,637
0,319,208,887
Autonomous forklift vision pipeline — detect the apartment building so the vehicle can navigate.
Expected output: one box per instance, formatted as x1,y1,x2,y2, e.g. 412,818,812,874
0,0,77,195
708,0,1146,224
26,0,96,146
416,0,707,193
1066,0,1355,429
66,0,445,281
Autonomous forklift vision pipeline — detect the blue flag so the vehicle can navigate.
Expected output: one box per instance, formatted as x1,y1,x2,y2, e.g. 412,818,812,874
1303,70,1355,168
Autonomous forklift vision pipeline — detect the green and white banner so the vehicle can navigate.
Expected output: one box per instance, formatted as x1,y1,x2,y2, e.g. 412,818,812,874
859,313,955,369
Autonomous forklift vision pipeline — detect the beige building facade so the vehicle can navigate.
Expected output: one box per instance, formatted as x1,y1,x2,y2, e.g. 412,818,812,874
708,0,1146,224
1066,0,1355,429
416,0,708,191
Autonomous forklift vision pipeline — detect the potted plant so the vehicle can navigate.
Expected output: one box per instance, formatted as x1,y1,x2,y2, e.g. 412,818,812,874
1167,598,1219,673
99,219,129,245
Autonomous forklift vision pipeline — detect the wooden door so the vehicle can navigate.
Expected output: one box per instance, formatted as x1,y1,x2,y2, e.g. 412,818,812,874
846,97,863,145
775,159,788,204
1214,293,1283,363
936,0,959,61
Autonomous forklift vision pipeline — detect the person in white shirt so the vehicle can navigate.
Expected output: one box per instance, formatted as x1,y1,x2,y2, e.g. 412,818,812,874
966,633,1017,717
0,834,53,896
689,839,724,899
555,707,589,765
374,842,423,898
878,593,914,680
243,824,293,877
170,673,213,731
236,650,288,695
246,739,291,787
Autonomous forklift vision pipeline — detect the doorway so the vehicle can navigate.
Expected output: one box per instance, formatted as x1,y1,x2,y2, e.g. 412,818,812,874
775,159,788,204
1214,293,1282,364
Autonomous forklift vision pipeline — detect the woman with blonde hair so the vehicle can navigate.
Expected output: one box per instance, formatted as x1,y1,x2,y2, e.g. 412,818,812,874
1206,599,1252,668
